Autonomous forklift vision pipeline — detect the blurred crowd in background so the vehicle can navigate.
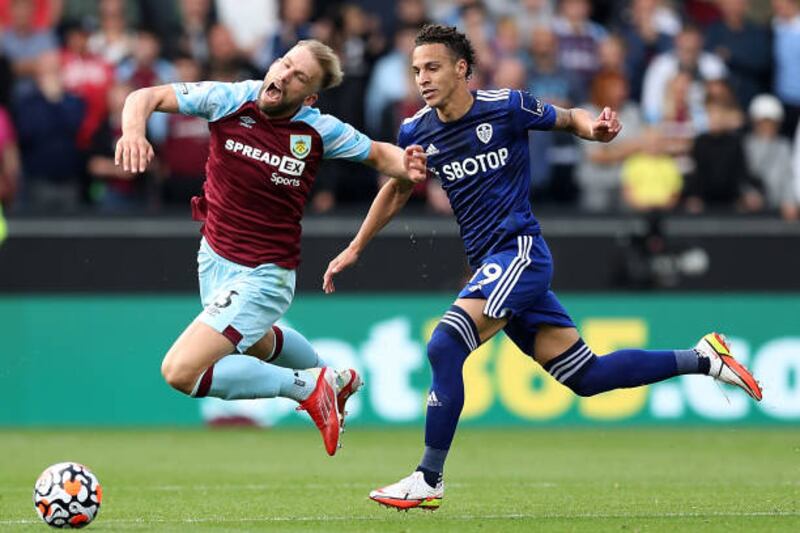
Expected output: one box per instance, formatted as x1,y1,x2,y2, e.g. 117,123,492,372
0,0,798,220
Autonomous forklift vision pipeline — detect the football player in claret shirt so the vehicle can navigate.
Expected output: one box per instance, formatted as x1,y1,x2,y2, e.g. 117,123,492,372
115,40,427,456
324,25,763,509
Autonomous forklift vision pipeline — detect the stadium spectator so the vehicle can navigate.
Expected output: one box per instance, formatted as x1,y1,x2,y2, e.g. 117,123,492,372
87,82,147,210
621,127,683,212
641,26,727,124
214,0,277,55
657,70,706,136
597,34,627,76
492,16,525,61
0,105,19,210
117,29,176,89
616,0,674,101
576,71,643,212
62,0,140,30
86,0,137,66
60,21,115,151
0,50,14,107
253,0,314,71
13,52,84,212
705,0,771,109
0,0,60,30
395,0,429,28
455,1,496,82
309,4,386,212
160,55,209,206
206,24,258,82
491,56,527,90
684,97,762,214
0,0,58,99
684,0,723,27
527,26,573,107
527,25,579,204
744,94,798,220
437,0,495,35
513,0,555,36
136,0,184,60
657,70,704,173
772,0,800,136
552,0,607,104
365,24,417,139
176,0,214,65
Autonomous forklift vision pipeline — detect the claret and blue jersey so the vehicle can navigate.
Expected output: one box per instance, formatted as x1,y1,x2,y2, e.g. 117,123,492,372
172,80,373,269
397,88,556,269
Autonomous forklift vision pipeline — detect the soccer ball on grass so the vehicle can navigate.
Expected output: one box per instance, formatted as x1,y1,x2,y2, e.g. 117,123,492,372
33,462,102,528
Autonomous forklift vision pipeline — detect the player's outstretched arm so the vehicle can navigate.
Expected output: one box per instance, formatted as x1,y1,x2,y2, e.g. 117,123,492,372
363,142,427,183
115,85,179,173
553,106,622,143
323,177,415,294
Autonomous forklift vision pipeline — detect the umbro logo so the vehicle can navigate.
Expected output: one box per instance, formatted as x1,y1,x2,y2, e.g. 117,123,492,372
427,391,442,407
425,143,440,155
239,116,256,129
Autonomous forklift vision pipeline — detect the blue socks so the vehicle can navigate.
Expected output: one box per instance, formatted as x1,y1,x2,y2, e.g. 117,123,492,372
267,325,325,369
419,306,479,484
545,339,707,397
191,354,315,402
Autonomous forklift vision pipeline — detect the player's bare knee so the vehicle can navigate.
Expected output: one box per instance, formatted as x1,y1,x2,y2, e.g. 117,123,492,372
160,356,198,395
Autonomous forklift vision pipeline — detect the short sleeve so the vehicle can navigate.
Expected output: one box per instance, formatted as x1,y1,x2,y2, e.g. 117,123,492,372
304,112,373,161
396,125,409,149
510,90,556,132
172,80,261,122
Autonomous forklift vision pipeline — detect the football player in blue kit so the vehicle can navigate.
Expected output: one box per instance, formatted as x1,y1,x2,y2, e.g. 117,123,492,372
324,24,762,510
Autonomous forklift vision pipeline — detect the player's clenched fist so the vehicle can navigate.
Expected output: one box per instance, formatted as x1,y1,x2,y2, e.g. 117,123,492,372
114,134,155,173
403,145,427,184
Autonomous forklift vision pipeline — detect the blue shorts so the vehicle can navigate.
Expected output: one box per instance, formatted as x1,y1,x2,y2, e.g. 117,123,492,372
458,234,574,356
197,238,295,353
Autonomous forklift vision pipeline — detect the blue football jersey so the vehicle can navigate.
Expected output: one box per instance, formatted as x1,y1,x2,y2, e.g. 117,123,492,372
397,89,556,268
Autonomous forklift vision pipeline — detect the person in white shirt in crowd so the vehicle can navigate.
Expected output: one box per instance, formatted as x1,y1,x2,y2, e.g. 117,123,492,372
743,94,797,220
641,25,727,124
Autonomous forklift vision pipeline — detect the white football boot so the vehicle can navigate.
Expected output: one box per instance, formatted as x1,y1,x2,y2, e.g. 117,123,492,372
695,332,762,401
369,471,444,510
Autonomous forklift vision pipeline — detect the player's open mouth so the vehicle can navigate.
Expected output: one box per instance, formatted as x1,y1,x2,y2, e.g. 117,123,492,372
422,89,437,99
264,82,282,102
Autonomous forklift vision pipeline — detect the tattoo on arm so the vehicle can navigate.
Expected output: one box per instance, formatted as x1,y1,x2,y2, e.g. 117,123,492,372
553,106,574,132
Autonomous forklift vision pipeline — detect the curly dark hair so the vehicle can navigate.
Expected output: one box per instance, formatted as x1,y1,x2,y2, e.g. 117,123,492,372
414,24,476,79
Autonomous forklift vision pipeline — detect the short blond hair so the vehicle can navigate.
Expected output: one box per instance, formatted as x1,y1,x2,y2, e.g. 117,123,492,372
295,39,344,90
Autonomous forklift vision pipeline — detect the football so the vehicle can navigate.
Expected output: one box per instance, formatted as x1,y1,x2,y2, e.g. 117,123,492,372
33,462,102,529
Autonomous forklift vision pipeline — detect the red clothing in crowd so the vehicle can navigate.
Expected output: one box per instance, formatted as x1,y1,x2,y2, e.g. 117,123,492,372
61,49,115,149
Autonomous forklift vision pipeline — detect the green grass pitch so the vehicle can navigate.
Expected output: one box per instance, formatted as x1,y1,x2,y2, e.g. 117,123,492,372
1,427,798,531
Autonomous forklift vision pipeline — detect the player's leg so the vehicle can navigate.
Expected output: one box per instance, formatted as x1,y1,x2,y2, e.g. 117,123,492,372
370,297,505,510
160,319,317,402
169,241,359,454
517,293,761,400
246,329,362,426
246,325,326,369
418,297,505,476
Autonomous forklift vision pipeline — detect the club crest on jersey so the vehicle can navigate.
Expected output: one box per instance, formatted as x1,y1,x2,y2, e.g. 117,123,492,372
290,134,312,159
476,123,493,144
